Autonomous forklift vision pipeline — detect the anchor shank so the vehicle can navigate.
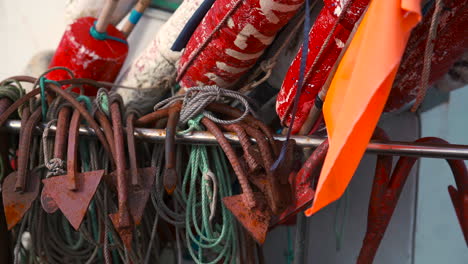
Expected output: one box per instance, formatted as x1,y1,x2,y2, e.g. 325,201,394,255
66,109,82,191
110,102,130,226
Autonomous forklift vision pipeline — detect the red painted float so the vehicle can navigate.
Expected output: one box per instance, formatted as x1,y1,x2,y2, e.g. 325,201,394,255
47,17,128,96
276,0,370,134
276,0,468,134
178,0,304,90
385,0,468,112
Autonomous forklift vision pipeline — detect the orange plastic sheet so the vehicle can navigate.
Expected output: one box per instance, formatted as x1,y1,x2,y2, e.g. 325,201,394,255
305,0,421,216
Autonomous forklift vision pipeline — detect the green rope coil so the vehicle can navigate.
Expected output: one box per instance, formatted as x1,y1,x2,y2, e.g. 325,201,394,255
180,116,237,264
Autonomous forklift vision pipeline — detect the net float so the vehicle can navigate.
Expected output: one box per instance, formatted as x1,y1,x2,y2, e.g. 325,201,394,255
115,0,204,110
48,0,149,96
276,0,468,134
177,0,305,91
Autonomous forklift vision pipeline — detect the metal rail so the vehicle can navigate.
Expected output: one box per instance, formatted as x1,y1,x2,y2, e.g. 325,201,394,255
3,120,468,160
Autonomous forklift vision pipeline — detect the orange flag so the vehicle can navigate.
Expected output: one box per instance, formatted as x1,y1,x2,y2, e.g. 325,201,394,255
305,0,421,216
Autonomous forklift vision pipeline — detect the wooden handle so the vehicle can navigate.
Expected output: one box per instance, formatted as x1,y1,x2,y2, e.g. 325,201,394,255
121,0,151,37
95,0,120,33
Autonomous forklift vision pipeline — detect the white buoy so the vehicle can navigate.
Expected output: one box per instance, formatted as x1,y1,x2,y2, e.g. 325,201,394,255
114,0,204,111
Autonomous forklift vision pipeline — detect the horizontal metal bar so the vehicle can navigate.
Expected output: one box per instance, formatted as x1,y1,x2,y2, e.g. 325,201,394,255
2,120,468,160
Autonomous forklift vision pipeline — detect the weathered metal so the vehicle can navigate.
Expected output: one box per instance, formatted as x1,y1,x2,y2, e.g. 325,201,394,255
0,76,114,162
358,136,468,263
108,101,133,249
41,108,104,230
125,111,156,225
202,117,271,244
4,117,468,160
4,118,468,159
2,108,42,230
274,139,329,225
0,97,12,264
164,104,180,195
221,123,261,174
41,106,72,214
242,123,291,215
95,109,116,162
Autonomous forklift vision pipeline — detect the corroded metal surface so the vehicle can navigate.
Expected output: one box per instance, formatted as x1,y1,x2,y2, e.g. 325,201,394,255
164,104,180,195
125,112,156,225
274,139,329,225
42,108,104,230
223,194,271,244
108,101,133,249
2,108,42,230
41,107,71,214
358,136,468,263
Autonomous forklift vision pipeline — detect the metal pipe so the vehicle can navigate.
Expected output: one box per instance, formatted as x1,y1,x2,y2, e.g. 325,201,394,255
3,119,468,160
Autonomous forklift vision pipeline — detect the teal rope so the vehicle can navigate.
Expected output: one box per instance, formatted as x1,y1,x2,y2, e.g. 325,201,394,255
39,77,49,120
39,77,63,119
96,90,110,117
177,114,204,135
180,117,237,264
89,22,128,45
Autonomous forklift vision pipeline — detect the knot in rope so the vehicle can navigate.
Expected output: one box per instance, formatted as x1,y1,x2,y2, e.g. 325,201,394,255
46,158,66,177
154,85,254,127
177,114,204,135
42,120,66,177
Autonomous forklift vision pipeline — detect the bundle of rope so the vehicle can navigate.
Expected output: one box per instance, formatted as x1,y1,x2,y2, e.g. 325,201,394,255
180,118,238,264
1,70,272,263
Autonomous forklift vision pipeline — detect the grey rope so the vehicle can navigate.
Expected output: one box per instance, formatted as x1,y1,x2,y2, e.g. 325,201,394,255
411,0,443,112
153,85,255,125
42,119,66,177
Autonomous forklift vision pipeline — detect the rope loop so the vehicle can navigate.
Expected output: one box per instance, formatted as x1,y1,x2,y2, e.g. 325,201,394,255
42,119,66,177
89,22,128,45
154,85,254,127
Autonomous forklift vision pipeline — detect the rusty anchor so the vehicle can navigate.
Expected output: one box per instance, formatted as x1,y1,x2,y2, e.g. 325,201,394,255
125,110,157,225
164,103,181,194
358,135,468,263
107,99,134,249
202,117,271,244
221,123,262,174
274,139,329,225
2,107,42,230
135,102,182,195
42,107,104,230
40,106,72,214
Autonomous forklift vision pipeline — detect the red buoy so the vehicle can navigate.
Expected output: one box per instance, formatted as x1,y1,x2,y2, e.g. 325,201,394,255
178,0,303,90
48,16,128,96
276,0,468,134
